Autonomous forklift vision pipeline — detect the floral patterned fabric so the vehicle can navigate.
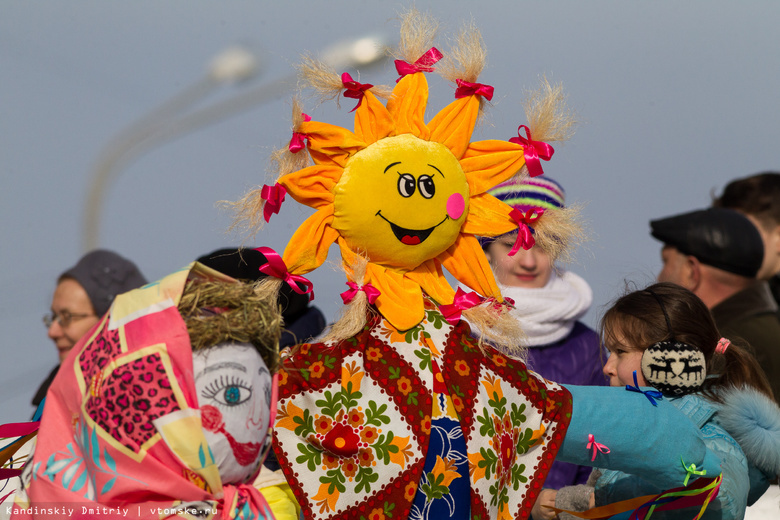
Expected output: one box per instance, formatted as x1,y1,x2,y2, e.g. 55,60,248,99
273,300,572,520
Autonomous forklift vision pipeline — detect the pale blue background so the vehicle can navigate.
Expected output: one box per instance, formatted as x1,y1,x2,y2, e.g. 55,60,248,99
2,1,779,421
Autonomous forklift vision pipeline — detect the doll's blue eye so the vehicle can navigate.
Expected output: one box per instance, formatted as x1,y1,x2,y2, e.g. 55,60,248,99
224,386,241,404
202,375,252,407
219,385,251,406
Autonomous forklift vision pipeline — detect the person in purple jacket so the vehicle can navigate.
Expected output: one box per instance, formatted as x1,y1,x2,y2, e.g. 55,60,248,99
466,176,607,517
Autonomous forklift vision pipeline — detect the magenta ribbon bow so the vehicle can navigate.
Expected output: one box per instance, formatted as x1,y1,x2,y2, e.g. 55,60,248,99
508,208,544,256
508,125,555,177
626,370,664,406
260,183,287,223
454,79,494,100
288,113,312,153
341,73,373,112
439,287,485,325
587,434,611,461
254,247,314,301
394,47,444,82
340,281,380,305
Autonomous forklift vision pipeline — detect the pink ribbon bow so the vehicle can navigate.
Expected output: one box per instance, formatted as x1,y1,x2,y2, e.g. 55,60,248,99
394,47,444,82
288,113,312,153
439,287,486,325
454,79,494,100
260,183,287,223
340,281,380,305
587,434,610,461
254,247,314,301
508,208,544,256
508,125,555,177
341,73,373,112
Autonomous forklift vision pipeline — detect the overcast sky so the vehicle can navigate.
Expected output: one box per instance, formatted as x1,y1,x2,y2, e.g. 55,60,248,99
2,1,779,421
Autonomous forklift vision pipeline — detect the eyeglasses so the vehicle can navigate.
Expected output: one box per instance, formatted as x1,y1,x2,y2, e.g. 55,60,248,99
43,310,96,328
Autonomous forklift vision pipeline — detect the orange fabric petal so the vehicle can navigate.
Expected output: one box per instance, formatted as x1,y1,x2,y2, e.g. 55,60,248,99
278,165,341,209
386,74,430,139
405,259,455,306
427,96,480,160
460,140,526,195
283,207,339,275
363,262,425,331
439,233,502,300
460,193,516,237
300,120,366,168
354,91,395,145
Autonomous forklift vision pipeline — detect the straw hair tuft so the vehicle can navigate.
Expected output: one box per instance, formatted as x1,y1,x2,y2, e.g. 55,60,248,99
297,55,392,106
464,303,527,360
392,7,439,64
297,54,344,104
321,253,374,343
531,203,586,266
178,278,281,373
438,20,486,85
523,76,577,144
224,185,267,239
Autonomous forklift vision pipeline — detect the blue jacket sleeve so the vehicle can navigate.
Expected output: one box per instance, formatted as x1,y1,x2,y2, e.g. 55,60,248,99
556,385,723,490
593,421,748,520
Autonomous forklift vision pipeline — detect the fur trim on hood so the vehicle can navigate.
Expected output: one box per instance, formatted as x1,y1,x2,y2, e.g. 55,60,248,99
716,386,780,479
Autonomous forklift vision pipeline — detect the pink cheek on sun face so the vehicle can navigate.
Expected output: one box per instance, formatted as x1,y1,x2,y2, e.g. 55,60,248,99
447,193,465,220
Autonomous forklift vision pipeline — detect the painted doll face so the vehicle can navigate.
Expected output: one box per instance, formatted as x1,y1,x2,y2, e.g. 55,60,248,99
193,342,273,484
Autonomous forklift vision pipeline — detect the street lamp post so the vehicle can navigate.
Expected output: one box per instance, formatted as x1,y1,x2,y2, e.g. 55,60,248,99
82,35,387,252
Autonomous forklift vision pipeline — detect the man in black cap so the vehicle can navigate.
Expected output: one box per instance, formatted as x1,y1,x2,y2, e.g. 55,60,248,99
36,250,148,408
650,207,780,400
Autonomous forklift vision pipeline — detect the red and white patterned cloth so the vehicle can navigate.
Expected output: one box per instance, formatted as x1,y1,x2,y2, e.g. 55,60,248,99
273,299,572,520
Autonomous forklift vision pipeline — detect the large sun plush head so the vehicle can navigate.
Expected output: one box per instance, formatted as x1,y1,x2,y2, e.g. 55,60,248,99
238,12,576,334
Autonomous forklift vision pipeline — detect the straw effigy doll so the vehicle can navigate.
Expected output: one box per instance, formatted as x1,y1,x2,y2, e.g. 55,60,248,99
231,9,725,520
11,263,290,519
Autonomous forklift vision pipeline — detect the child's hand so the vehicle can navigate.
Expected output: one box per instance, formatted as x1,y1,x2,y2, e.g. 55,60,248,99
531,488,559,520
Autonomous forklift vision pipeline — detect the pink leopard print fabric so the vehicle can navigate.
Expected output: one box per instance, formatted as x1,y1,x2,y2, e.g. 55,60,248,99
81,322,180,452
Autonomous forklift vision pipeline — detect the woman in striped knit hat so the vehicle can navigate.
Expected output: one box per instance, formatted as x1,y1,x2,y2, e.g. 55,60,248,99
470,176,607,519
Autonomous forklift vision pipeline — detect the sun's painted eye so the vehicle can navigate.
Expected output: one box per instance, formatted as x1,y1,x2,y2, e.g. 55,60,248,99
417,175,435,199
398,173,416,197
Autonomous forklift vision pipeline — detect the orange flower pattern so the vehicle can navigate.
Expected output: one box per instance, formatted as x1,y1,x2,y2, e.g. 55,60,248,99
273,303,572,520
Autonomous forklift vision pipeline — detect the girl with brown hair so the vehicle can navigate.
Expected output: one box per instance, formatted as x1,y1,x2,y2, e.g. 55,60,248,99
539,282,780,520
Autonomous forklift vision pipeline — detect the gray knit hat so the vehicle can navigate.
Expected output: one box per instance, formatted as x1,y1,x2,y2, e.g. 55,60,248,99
59,250,147,316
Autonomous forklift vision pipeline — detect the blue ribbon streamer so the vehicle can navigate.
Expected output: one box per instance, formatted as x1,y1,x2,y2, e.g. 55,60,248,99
625,371,664,406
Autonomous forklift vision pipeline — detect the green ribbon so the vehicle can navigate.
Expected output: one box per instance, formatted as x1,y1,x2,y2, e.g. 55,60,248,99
681,456,706,486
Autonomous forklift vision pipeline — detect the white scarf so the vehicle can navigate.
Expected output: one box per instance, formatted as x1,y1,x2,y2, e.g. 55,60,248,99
460,270,593,347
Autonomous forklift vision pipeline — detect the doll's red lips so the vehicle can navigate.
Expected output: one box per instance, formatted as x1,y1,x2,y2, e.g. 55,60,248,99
376,211,448,246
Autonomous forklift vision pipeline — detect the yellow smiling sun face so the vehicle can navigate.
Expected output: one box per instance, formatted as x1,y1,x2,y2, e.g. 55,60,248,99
333,134,469,269
275,74,528,330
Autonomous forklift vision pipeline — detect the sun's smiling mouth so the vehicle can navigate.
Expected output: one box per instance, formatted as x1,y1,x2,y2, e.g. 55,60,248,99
376,211,449,246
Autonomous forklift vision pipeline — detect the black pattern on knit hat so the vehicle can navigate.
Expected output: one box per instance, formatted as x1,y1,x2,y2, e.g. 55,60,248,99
59,250,148,317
